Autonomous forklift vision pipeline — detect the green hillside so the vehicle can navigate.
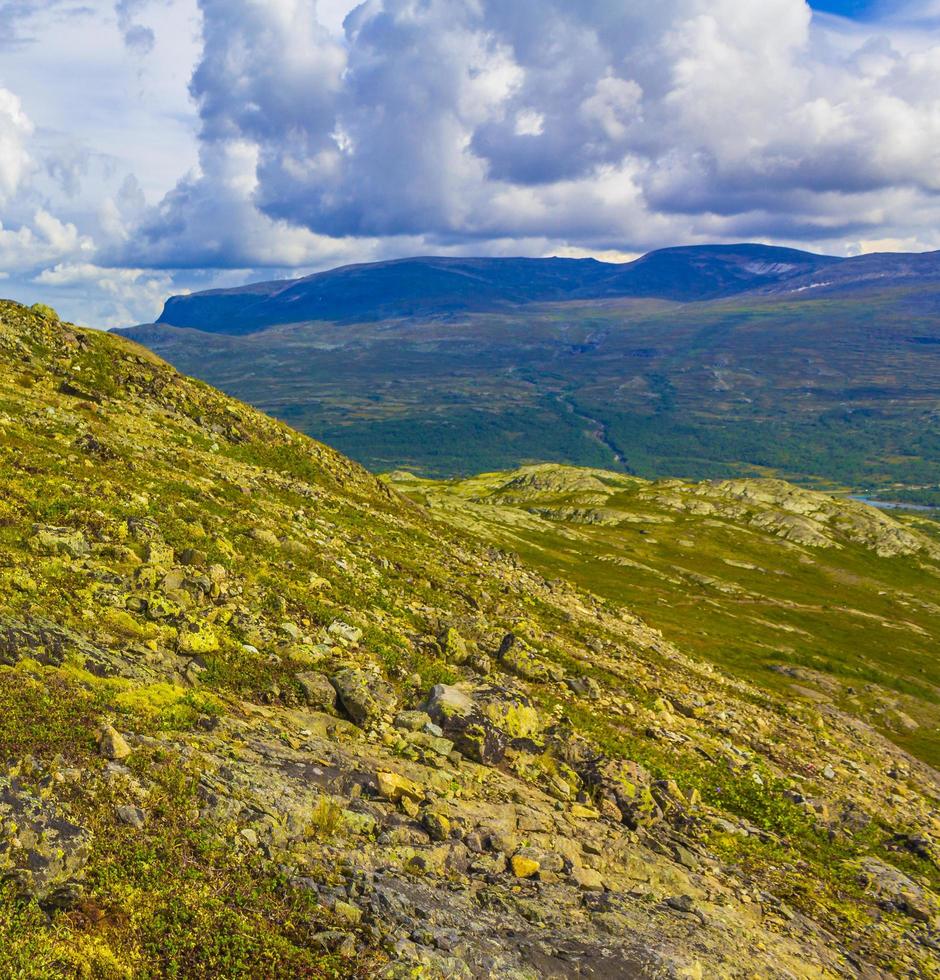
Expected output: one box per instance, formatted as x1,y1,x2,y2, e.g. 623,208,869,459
0,299,938,977
387,465,940,767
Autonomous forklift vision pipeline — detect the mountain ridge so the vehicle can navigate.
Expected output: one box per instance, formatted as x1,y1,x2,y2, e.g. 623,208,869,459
154,244,841,333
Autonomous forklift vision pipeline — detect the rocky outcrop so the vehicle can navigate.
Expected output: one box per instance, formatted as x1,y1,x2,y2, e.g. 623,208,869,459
0,775,90,908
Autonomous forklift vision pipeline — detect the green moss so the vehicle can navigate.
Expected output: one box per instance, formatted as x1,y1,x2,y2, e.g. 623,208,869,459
29,303,58,321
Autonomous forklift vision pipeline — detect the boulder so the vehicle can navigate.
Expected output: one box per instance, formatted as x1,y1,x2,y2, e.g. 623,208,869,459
571,866,605,891
438,627,470,665
328,621,363,645
422,811,451,842
30,525,89,559
394,710,433,732
115,805,147,829
856,857,939,924
565,676,602,700
0,777,90,907
576,756,660,829
248,527,279,547
331,669,397,726
497,633,563,683
424,684,473,721
424,685,507,767
99,724,131,760
376,771,425,805
510,854,540,879
296,671,338,712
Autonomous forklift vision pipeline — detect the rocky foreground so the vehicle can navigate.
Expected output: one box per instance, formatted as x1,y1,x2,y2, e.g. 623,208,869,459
0,300,938,977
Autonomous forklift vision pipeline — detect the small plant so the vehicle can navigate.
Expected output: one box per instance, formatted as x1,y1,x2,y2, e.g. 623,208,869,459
307,795,344,840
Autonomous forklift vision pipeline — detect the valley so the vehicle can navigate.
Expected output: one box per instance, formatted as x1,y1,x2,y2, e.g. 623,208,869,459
387,465,940,768
124,279,940,504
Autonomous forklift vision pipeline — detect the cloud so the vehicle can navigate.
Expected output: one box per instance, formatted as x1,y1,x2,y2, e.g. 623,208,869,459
7,0,940,328
116,0,157,55
0,88,33,201
123,0,940,266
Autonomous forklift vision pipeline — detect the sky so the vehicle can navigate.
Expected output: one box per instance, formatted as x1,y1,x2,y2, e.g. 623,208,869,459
2,0,940,327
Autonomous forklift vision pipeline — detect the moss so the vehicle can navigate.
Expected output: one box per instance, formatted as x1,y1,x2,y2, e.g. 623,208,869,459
29,303,58,321
100,607,161,641
484,701,542,739
7,757,383,978
0,663,104,763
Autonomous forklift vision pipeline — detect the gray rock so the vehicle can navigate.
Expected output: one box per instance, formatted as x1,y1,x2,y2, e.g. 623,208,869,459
30,525,89,558
857,857,938,924
424,684,473,721
99,724,132,760
424,685,507,767
0,777,90,906
394,710,433,732
296,671,338,712
328,620,363,645
666,894,696,913
115,805,147,829
565,676,602,700
331,668,397,726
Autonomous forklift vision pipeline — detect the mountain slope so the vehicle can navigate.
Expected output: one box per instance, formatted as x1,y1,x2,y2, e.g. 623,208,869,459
762,249,940,298
388,464,940,766
2,299,939,977
155,245,836,333
578,243,839,302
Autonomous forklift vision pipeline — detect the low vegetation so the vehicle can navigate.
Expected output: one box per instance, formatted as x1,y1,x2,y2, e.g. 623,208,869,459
0,300,937,977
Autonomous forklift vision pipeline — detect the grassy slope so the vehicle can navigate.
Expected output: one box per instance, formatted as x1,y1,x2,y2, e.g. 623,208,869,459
123,285,940,500
2,301,940,975
387,465,940,768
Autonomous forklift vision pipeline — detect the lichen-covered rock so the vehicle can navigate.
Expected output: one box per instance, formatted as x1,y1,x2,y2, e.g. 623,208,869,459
565,676,601,700
572,755,660,829
115,805,147,829
376,771,425,805
295,671,338,712
438,627,469,665
328,621,363,645
331,668,397,726
99,724,132,760
394,710,433,732
856,858,940,925
497,633,563,683
510,854,540,878
0,615,116,674
177,619,220,655
424,684,507,766
29,525,89,558
0,777,90,907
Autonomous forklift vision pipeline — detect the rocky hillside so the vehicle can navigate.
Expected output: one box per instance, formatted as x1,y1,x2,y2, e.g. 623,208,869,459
1,300,939,977
389,465,940,768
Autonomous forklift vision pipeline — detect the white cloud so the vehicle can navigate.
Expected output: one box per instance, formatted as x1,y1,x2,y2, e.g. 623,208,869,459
5,0,940,328
0,210,93,272
127,0,940,262
0,88,33,201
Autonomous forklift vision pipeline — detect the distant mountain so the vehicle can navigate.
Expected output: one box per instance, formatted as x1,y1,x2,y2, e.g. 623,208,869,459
155,244,839,334
760,248,940,297
573,243,840,302
124,244,940,502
